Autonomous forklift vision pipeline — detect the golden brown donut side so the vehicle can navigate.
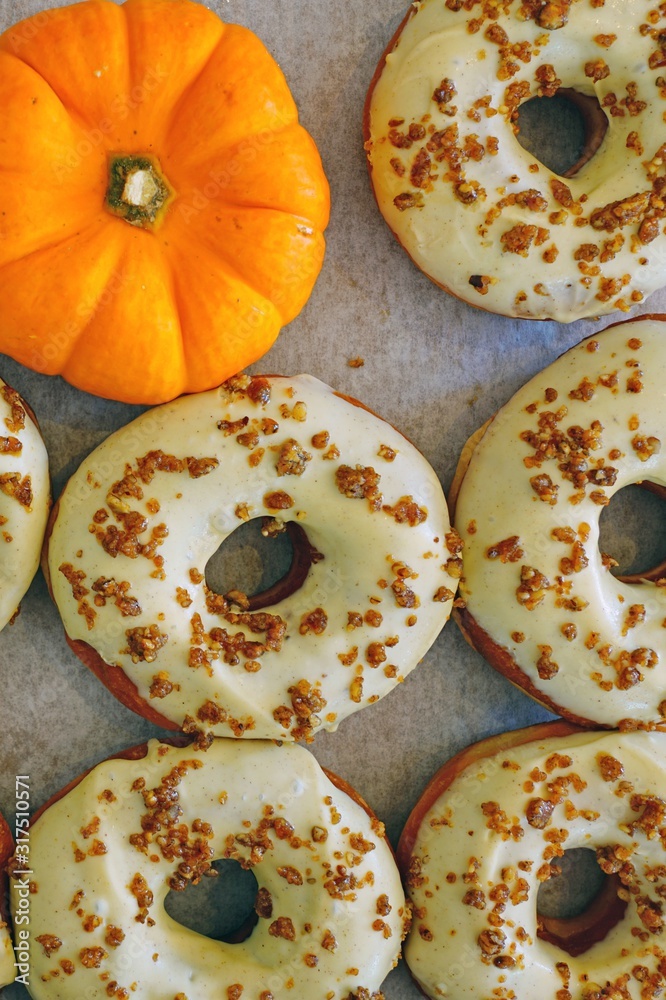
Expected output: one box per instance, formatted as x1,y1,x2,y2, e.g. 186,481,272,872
449,314,666,731
398,722,634,977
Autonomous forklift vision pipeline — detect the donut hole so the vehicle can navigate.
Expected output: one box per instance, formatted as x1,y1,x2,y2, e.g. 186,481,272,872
536,848,627,957
537,847,604,919
514,89,607,177
205,518,316,610
598,482,666,582
163,858,259,943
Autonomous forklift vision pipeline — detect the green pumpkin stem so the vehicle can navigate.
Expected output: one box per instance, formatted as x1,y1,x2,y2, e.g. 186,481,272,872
106,155,172,229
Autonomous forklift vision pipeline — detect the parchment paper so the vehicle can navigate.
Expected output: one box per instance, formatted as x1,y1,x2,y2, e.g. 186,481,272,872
1,1,665,997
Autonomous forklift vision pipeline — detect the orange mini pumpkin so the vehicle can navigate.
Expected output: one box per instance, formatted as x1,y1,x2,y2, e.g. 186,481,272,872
0,0,330,403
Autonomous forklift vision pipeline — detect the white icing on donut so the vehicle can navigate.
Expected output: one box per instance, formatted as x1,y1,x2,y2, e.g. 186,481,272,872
47,374,458,739
366,0,666,322
19,738,407,1000
0,811,14,988
0,378,49,629
0,939,11,988
454,317,666,729
0,911,12,988
402,727,666,1000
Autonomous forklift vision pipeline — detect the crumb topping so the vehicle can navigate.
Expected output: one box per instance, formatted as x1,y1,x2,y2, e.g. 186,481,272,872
369,0,666,319
276,439,312,477
0,472,32,509
123,625,168,663
54,374,455,746
407,731,666,995
335,465,383,510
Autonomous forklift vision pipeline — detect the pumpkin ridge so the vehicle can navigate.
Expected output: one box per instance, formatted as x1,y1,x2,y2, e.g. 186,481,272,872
0,218,124,376
0,218,98,269
33,223,126,369
56,305,109,377
202,190,327,231
161,258,191,390
0,216,115,277
0,1,132,139
164,122,330,232
62,235,187,403
163,235,282,393
161,249,192,393
145,20,230,144
171,205,326,324
0,49,98,153
161,21,299,174
119,0,227,150
0,0,329,403
163,225,280,321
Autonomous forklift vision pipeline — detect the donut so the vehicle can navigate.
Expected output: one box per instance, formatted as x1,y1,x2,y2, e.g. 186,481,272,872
452,315,666,730
0,810,14,988
397,721,666,1000
364,0,666,322
17,736,408,1000
0,377,50,629
45,373,459,740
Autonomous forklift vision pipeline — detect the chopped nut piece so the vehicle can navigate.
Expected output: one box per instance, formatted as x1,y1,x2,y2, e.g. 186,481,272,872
432,77,457,106
268,916,296,940
478,928,506,956
276,438,312,477
501,224,539,256
530,473,558,505
264,491,294,510
335,465,382,510
123,625,168,663
486,536,523,563
526,797,555,828
383,495,427,525
2,386,25,433
590,192,650,232
394,191,424,211
299,608,328,635
349,676,364,703
311,431,330,449
79,946,107,968
35,934,62,957
0,472,32,509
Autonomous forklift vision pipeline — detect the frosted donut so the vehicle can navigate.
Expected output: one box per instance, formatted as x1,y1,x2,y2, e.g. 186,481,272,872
398,722,666,1000
46,373,459,739
364,0,666,322
18,737,408,1000
0,810,14,988
452,316,666,730
0,377,50,628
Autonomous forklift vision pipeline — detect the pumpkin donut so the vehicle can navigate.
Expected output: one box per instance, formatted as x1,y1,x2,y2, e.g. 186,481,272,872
0,809,14,988
45,374,459,740
452,316,666,731
17,737,408,1000
398,721,666,1000
0,377,50,629
364,0,666,322
0,0,329,404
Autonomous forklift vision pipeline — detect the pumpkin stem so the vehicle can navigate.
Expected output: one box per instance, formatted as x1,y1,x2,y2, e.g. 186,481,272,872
106,155,173,229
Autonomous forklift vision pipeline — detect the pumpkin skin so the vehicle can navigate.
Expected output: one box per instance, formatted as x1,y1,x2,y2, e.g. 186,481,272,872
0,0,330,404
